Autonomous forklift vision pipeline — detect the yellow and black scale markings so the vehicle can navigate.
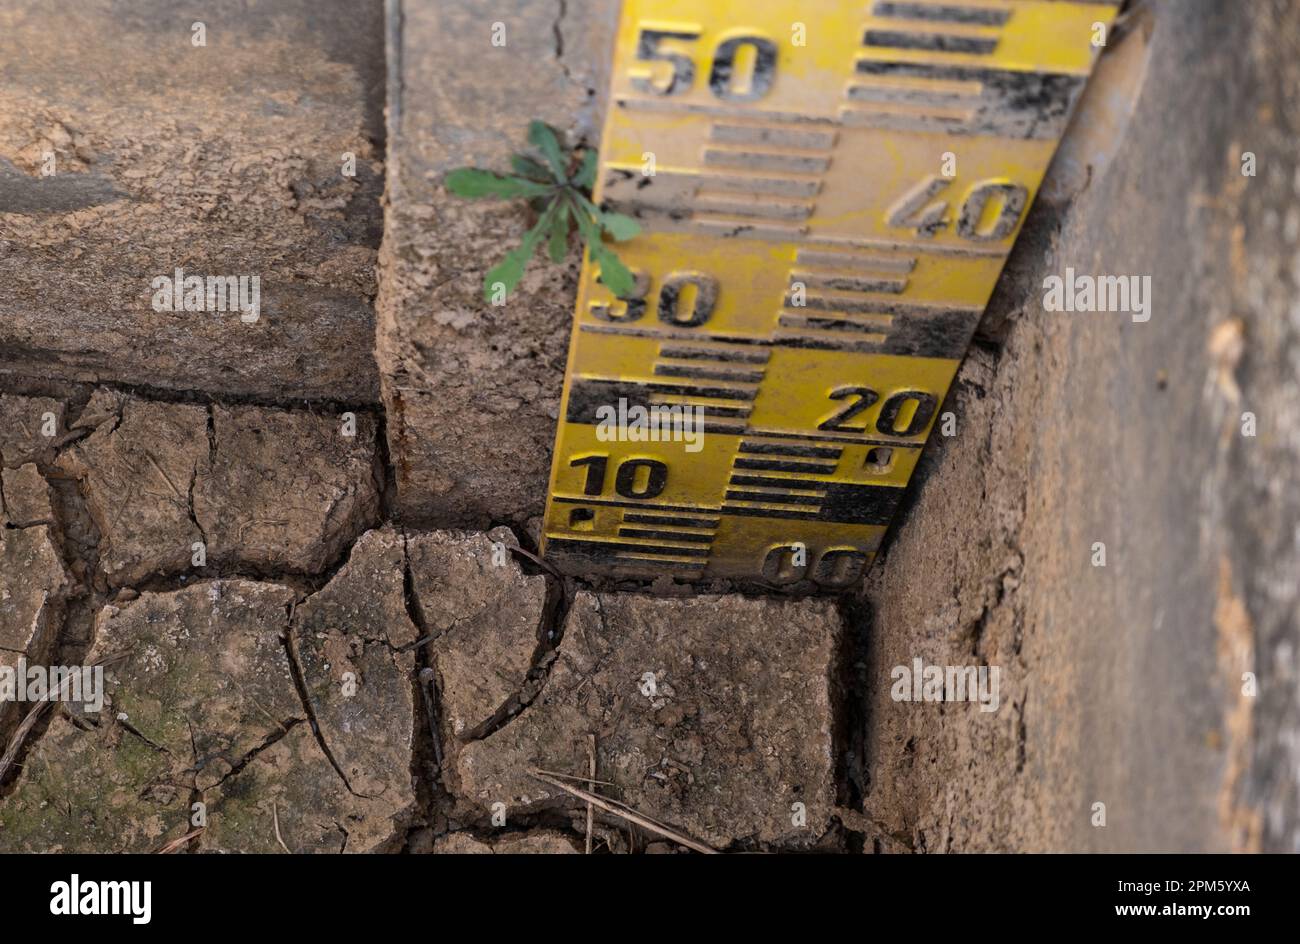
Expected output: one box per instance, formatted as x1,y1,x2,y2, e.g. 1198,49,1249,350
541,0,1120,586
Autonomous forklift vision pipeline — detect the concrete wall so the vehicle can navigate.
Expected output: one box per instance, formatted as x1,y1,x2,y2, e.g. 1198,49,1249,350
859,0,1299,853
377,0,617,527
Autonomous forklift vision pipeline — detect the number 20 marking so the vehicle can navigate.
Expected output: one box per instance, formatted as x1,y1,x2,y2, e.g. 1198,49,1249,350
818,387,937,436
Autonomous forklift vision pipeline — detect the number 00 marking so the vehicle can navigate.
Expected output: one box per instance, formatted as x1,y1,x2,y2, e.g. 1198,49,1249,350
763,544,869,588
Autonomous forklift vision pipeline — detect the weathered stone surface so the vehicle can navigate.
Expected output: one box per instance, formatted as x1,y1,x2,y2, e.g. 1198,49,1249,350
410,527,547,738
453,592,841,849
0,0,385,401
0,394,64,468
57,395,207,586
0,524,69,740
193,405,380,574
1,462,54,527
432,829,580,854
377,0,617,526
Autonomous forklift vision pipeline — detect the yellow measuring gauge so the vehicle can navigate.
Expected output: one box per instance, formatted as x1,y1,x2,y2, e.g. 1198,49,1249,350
541,0,1119,586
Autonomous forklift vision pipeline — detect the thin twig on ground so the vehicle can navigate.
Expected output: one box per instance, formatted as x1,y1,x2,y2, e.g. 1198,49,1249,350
0,652,129,782
154,828,204,854
504,544,563,580
273,802,292,853
530,768,718,854
585,734,596,854
531,766,616,787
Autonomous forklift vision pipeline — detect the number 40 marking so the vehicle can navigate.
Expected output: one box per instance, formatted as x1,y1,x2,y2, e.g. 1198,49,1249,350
887,175,1028,242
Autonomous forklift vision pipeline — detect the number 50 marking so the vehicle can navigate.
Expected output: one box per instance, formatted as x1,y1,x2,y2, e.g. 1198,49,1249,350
631,28,777,102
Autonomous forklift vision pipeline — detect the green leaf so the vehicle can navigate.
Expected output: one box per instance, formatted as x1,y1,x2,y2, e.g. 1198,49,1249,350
527,120,569,181
567,192,599,234
445,167,551,199
547,201,570,263
565,196,632,297
573,149,598,190
483,246,530,301
482,200,560,302
524,200,561,257
591,243,636,298
573,192,640,241
599,211,641,241
510,154,553,182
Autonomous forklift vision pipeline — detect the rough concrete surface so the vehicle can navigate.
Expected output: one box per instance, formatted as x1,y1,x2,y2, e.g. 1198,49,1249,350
377,0,617,527
0,0,386,401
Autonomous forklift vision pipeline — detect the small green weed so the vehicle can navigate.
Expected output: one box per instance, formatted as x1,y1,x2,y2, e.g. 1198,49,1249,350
445,120,640,302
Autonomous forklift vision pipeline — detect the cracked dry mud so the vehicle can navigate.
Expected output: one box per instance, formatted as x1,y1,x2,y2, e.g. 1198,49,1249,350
58,392,381,586
0,388,846,853
0,562,415,853
451,592,840,849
